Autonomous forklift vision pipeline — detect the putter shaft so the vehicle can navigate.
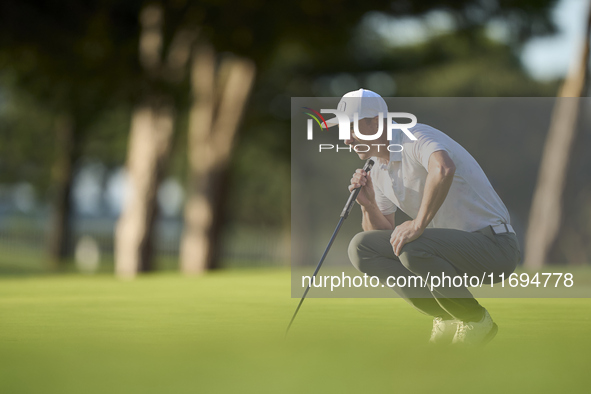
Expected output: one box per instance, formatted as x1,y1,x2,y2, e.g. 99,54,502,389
285,217,345,335
286,159,374,336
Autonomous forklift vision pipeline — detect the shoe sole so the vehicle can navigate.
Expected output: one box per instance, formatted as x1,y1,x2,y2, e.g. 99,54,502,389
481,323,498,345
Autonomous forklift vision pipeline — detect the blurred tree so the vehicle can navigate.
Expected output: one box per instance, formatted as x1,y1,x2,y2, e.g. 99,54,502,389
47,114,76,263
115,2,196,278
0,86,56,192
179,42,255,274
0,0,562,275
0,1,141,267
524,3,591,268
377,30,558,96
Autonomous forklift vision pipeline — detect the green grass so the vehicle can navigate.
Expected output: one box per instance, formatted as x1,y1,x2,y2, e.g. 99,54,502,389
0,240,284,276
0,268,589,393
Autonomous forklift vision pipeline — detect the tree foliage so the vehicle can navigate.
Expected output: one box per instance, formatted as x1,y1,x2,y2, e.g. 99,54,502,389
0,0,566,267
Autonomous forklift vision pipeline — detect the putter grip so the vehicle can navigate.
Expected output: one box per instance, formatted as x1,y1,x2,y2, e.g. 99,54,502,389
340,159,375,218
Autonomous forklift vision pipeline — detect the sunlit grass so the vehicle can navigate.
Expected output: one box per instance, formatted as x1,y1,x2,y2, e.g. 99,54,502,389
0,268,589,393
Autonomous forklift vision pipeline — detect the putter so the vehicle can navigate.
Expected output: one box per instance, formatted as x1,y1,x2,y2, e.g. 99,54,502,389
286,158,375,336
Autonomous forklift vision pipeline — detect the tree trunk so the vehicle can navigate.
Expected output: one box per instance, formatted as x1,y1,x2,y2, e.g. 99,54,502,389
115,101,174,278
47,114,76,268
207,166,230,270
523,5,591,269
180,42,255,274
114,4,192,278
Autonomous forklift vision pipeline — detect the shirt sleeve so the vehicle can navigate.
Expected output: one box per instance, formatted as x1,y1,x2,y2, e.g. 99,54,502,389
373,182,397,216
410,132,448,170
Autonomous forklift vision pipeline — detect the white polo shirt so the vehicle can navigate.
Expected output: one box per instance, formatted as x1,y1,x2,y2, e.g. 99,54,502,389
371,123,511,232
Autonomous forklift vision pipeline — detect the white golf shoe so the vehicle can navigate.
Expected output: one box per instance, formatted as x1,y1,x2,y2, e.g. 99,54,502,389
429,317,460,344
452,309,498,346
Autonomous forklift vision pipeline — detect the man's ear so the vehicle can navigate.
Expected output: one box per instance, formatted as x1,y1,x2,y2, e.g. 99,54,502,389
371,116,380,130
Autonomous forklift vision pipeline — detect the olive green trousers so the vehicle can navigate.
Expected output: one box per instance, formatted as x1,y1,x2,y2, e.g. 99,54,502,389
347,226,521,322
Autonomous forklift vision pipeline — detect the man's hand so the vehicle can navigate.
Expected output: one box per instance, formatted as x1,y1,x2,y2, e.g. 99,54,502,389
390,220,424,256
348,169,375,207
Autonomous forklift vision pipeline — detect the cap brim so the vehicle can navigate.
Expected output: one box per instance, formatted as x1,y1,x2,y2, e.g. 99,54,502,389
322,117,340,129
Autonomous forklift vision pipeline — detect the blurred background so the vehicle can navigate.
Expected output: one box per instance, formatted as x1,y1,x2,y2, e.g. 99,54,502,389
0,0,589,278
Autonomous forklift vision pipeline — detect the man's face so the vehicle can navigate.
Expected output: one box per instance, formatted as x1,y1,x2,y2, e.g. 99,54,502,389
344,116,382,160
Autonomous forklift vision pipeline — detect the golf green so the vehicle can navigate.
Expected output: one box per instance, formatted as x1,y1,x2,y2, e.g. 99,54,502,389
0,269,589,393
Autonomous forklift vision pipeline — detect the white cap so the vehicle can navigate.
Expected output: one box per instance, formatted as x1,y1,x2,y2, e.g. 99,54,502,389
323,88,388,128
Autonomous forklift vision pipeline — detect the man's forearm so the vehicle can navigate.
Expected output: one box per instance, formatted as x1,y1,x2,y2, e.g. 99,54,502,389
361,204,393,231
414,169,454,230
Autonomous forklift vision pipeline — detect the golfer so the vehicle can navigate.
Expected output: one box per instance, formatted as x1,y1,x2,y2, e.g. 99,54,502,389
329,89,520,345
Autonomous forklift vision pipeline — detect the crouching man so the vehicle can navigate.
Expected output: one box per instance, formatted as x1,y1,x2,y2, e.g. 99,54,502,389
327,89,520,345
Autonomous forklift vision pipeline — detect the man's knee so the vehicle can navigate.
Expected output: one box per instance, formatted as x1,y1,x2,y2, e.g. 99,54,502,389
348,230,397,272
398,240,431,274
348,231,389,273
